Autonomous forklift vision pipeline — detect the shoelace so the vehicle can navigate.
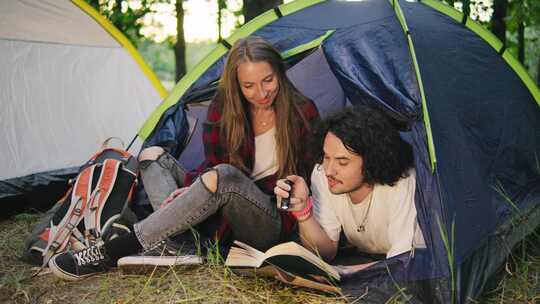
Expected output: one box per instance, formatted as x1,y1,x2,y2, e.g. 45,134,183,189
147,240,179,256
73,246,106,266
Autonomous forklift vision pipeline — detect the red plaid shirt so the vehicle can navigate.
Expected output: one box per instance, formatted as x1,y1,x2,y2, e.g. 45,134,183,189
184,97,320,238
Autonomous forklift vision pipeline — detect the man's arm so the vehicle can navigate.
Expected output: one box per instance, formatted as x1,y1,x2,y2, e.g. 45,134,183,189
274,175,338,261
297,204,338,261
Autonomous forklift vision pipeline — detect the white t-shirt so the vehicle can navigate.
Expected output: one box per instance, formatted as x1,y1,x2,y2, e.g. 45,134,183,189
311,166,425,258
251,127,278,181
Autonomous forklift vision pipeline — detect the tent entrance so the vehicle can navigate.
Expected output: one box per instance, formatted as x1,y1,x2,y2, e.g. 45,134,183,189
175,47,350,172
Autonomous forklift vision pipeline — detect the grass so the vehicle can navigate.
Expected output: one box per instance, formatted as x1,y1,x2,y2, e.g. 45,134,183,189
0,213,346,304
1,213,538,304
479,228,540,304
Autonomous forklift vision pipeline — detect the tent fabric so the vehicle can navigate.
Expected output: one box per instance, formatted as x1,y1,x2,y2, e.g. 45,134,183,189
285,47,348,118
322,17,421,127
400,0,540,264
0,40,158,181
0,0,163,213
0,0,117,47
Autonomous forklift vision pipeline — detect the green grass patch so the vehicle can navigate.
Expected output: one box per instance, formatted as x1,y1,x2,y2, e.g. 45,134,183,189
479,228,540,304
1,213,538,303
0,214,345,303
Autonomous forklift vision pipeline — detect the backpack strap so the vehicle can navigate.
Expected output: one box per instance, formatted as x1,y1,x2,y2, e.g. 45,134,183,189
41,165,95,266
84,159,122,245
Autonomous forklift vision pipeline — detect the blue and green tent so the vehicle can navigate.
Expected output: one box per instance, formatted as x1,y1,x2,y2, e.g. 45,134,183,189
139,0,539,302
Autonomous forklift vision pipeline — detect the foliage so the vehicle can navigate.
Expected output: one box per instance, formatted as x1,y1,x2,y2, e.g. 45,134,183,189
138,38,175,83
506,26,540,80
506,0,540,78
138,39,217,90
447,0,540,82
84,0,167,47
507,0,540,29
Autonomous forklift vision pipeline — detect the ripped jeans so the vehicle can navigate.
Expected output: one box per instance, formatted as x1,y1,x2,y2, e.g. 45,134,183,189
136,153,282,251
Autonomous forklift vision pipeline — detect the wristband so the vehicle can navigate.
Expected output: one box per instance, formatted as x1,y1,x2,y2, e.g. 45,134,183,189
296,211,312,223
291,197,313,220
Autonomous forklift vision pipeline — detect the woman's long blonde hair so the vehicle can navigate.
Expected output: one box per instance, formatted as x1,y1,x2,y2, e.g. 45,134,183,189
215,36,309,178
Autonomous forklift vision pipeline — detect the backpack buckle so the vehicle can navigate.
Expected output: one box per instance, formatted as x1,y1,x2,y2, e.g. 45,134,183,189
50,241,61,251
88,228,100,239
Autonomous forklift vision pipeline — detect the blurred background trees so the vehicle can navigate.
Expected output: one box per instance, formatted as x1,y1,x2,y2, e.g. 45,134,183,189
83,0,282,89
448,0,540,85
85,0,539,89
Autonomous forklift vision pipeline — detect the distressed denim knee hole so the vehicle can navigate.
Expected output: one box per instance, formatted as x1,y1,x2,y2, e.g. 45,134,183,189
200,168,219,194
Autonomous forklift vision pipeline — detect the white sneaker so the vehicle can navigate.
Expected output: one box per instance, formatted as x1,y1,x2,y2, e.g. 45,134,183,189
117,240,202,274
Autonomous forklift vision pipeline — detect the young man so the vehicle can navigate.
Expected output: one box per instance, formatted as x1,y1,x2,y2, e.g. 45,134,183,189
275,106,425,277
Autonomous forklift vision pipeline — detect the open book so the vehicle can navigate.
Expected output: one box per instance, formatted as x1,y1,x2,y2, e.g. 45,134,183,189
225,241,341,293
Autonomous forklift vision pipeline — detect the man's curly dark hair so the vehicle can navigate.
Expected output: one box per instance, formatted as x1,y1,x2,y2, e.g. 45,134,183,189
313,106,414,186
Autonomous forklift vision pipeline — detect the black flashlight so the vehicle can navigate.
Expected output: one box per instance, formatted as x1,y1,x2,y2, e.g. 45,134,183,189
279,179,293,210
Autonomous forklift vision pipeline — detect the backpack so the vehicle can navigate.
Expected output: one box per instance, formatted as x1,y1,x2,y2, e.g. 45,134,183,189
22,146,139,266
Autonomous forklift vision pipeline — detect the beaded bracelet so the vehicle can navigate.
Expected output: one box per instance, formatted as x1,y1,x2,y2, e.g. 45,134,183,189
291,197,313,220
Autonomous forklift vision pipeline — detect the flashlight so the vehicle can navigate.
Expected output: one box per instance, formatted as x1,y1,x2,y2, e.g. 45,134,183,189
279,179,293,210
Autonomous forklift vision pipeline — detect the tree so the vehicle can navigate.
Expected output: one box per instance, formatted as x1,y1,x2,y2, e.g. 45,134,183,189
491,0,508,45
242,0,282,23
218,0,226,42
175,1,186,82
85,0,162,47
506,0,540,64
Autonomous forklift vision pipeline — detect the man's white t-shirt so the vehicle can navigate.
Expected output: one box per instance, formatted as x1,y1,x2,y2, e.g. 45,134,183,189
311,166,425,258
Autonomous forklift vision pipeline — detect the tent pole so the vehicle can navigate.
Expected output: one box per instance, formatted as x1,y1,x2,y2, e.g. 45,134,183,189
126,135,137,152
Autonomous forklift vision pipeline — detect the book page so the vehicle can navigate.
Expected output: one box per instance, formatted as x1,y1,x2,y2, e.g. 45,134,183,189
225,241,266,268
225,241,339,280
264,242,339,279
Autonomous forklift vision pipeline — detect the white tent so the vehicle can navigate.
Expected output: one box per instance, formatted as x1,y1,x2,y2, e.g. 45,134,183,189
0,0,165,209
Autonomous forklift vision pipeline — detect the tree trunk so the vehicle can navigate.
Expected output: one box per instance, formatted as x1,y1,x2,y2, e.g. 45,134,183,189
517,21,525,64
491,0,508,44
218,0,225,42
243,0,282,23
175,0,186,82
462,0,470,18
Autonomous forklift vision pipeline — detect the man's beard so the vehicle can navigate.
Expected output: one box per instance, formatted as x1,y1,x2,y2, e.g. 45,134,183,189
327,176,366,195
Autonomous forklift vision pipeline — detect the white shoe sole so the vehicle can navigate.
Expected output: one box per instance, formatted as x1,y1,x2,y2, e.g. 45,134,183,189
118,255,202,274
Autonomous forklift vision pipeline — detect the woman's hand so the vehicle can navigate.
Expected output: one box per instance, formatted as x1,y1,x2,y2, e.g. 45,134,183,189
160,187,188,209
274,175,309,213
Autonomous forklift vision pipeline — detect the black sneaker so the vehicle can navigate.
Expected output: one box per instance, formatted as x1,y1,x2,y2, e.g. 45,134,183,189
48,244,112,281
117,240,202,274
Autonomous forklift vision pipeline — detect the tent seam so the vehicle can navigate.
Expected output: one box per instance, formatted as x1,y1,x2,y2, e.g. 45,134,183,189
388,0,438,172
0,37,120,49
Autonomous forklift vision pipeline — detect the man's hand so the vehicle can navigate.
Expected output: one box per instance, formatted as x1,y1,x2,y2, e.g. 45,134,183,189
274,175,309,212
160,187,188,209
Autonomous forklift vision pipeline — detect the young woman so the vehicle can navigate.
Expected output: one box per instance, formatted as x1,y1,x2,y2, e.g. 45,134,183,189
48,36,320,280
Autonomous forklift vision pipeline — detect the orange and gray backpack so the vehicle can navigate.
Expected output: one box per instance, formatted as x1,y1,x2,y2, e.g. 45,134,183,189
22,146,139,266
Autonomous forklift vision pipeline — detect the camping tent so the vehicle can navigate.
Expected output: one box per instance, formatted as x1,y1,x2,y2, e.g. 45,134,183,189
136,0,540,302
0,0,166,215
